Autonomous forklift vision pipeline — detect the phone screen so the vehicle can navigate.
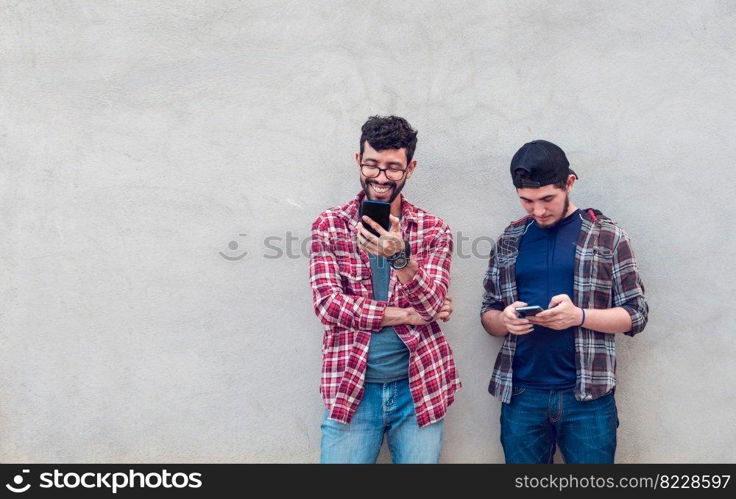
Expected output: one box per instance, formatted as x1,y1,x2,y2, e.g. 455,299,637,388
360,200,391,237
515,305,544,317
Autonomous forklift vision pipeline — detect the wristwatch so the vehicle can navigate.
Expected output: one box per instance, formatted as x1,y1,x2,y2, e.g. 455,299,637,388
388,239,411,270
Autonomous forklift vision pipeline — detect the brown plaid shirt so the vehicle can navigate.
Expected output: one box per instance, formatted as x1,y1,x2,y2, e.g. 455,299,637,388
481,208,648,404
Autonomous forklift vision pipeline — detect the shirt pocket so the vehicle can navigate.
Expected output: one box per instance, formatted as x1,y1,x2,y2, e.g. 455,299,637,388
495,248,517,276
496,246,518,266
337,259,369,295
590,247,614,306
494,248,517,302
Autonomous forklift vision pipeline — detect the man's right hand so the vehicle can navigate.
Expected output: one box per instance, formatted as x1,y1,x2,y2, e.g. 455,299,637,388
405,308,428,326
502,301,534,335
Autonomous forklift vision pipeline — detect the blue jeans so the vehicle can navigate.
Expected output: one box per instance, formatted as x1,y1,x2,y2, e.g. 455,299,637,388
500,386,618,464
320,379,444,464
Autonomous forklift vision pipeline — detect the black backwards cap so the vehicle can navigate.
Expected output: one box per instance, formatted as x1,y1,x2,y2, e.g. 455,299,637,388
510,139,578,188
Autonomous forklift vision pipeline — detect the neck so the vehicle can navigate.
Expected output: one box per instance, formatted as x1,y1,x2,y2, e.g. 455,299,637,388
390,195,402,217
565,202,578,218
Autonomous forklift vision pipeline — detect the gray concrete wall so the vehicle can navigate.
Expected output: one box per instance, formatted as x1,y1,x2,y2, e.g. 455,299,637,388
1,1,734,463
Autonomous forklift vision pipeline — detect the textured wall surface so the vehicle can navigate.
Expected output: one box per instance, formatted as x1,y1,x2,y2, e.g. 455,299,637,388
1,1,734,463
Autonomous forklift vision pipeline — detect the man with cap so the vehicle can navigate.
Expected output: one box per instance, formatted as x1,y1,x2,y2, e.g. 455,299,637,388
480,140,648,463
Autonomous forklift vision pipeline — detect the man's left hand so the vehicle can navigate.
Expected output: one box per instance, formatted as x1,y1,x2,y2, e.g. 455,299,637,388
358,214,405,258
434,297,453,322
528,294,584,330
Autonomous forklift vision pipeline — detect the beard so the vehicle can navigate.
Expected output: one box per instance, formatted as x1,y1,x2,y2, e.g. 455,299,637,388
361,177,405,203
544,192,571,229
562,192,570,220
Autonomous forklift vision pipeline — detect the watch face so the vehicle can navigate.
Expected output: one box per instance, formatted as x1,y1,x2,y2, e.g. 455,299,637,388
391,255,408,269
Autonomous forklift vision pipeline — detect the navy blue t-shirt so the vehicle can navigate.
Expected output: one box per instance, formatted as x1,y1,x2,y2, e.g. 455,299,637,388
365,254,409,383
513,209,582,390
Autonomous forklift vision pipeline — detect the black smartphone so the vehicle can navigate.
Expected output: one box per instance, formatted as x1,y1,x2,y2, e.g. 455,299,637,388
515,305,544,317
360,200,391,237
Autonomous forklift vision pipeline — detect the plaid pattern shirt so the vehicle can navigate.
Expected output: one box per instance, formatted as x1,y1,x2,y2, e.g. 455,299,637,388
481,208,648,404
310,191,461,428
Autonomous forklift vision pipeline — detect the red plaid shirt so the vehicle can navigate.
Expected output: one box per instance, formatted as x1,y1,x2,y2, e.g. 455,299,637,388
309,191,461,428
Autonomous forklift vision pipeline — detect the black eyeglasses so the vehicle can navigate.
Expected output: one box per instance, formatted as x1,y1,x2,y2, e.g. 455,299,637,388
360,163,407,181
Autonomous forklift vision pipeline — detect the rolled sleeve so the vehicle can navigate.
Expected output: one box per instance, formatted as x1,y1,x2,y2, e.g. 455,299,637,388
310,217,387,332
612,230,648,337
400,226,452,322
355,297,388,332
480,241,505,316
621,301,648,336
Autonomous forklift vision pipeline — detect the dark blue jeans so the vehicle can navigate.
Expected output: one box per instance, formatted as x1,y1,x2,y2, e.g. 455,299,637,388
500,386,618,464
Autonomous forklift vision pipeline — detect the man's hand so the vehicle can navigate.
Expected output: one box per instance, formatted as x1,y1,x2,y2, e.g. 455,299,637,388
358,214,404,258
502,301,534,335
404,297,453,326
405,307,429,326
434,297,453,322
528,294,583,330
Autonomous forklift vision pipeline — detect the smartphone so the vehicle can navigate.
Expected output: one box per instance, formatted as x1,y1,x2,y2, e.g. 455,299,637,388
515,305,544,317
360,200,391,237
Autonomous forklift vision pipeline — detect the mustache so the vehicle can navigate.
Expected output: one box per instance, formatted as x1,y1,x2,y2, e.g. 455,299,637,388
367,180,397,188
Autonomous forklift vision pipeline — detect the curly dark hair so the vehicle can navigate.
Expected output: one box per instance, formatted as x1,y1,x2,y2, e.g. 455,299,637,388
359,115,418,163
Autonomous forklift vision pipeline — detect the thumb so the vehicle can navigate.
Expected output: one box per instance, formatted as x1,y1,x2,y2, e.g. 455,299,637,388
548,294,569,308
389,214,400,232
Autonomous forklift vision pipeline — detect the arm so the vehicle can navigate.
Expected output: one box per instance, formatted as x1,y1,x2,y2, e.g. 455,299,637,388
610,229,648,336
480,237,511,336
309,217,387,332
529,295,634,334
359,215,453,323
481,309,508,337
577,307,632,334
381,304,453,327
530,228,648,335
381,306,410,327
396,224,453,322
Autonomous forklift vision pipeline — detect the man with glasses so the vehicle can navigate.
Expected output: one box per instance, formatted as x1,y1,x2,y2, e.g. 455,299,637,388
309,115,460,463
480,140,648,463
